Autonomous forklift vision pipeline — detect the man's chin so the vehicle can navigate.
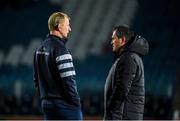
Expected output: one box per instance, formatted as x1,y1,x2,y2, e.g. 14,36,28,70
112,49,116,52
62,34,68,39
65,34,69,38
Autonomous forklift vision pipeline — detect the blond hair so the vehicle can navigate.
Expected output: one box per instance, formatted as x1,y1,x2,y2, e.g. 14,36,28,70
48,12,70,31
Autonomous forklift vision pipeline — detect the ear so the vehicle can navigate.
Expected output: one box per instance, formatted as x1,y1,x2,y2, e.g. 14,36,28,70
58,23,64,31
121,36,127,46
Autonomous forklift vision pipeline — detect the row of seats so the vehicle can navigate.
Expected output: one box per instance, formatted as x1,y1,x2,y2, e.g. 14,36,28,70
0,91,173,119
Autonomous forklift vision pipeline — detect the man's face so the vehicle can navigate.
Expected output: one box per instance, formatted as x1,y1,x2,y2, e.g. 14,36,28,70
111,30,126,52
58,17,71,38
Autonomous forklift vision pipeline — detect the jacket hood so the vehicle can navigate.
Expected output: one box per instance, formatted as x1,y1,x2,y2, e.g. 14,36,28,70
124,35,149,56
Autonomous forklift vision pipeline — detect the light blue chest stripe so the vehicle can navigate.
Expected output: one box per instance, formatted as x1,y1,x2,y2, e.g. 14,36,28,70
56,54,72,63
57,62,74,70
60,71,76,78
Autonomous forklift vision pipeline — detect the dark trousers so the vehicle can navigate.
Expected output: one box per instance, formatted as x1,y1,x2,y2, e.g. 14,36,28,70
41,99,83,120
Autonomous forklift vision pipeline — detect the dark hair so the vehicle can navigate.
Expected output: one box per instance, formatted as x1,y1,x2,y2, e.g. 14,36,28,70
113,25,135,42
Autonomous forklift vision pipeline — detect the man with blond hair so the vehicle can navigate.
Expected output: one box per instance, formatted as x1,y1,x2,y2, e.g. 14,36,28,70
33,12,83,120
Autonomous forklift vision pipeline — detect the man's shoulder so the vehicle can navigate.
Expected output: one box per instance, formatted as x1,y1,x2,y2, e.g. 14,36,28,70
120,52,143,68
119,52,133,60
117,52,137,65
121,51,140,59
43,37,66,50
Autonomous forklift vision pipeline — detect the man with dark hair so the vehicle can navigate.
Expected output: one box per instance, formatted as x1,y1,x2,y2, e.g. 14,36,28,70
104,25,149,120
33,12,83,120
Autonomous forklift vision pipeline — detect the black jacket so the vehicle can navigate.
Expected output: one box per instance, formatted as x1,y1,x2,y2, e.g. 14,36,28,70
104,35,149,120
33,34,81,107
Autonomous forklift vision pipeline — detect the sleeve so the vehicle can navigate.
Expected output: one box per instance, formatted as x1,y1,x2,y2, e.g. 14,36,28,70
107,54,137,112
55,45,81,107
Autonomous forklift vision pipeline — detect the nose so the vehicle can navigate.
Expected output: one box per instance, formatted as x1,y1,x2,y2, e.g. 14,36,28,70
69,26,71,32
111,40,114,45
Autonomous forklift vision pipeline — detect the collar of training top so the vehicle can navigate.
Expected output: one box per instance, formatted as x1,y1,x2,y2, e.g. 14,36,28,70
47,34,68,45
